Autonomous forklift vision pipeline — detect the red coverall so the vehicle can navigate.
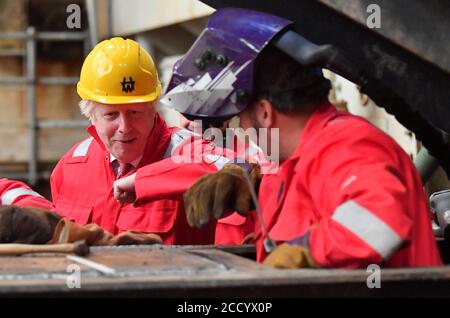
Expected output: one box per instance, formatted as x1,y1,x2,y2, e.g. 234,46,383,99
0,178,54,209
255,103,442,267
51,114,223,245
215,210,255,245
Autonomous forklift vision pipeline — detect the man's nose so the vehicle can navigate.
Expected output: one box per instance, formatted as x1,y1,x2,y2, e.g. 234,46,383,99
117,113,132,133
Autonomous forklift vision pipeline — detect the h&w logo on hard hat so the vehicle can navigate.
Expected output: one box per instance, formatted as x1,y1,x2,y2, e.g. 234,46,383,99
121,77,135,93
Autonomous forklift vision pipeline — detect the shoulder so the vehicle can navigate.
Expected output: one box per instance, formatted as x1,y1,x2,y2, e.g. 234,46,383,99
0,178,46,206
311,112,402,159
0,178,29,193
54,136,102,173
297,112,411,182
61,137,98,161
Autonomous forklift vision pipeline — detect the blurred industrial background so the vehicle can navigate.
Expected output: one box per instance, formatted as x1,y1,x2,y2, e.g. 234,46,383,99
0,0,448,198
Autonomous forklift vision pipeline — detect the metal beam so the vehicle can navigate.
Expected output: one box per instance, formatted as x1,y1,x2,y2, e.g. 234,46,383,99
0,31,87,41
201,0,450,175
26,27,37,186
37,120,89,129
201,0,450,133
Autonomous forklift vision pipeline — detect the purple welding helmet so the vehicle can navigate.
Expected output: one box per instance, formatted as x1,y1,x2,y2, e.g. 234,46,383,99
159,8,292,120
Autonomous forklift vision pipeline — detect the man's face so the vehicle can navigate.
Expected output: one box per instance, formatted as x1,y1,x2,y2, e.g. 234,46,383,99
238,104,274,157
238,108,252,129
91,102,156,163
238,107,260,142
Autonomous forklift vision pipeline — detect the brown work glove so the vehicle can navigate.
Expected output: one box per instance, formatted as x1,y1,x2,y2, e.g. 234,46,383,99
109,230,162,245
263,243,316,269
0,205,61,244
51,218,162,246
51,219,113,246
184,163,261,228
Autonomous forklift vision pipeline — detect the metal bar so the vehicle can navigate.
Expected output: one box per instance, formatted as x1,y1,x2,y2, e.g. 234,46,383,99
86,0,98,49
414,147,441,184
0,32,28,40
36,31,87,41
107,0,113,39
0,48,25,56
66,255,116,276
0,171,50,180
0,31,87,41
0,77,29,85
242,169,276,253
83,33,91,57
38,120,89,129
26,27,37,186
38,77,79,85
0,77,79,85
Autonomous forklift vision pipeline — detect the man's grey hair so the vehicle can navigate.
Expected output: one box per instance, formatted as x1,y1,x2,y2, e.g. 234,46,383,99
79,100,97,120
78,100,157,121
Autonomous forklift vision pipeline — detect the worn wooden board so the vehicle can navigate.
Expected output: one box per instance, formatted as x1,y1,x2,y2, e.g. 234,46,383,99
1,245,450,297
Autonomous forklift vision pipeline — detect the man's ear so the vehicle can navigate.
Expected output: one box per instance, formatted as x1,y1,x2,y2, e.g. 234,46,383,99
255,99,275,128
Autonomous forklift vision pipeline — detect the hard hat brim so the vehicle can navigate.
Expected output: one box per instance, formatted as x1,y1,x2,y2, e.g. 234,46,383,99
77,82,162,104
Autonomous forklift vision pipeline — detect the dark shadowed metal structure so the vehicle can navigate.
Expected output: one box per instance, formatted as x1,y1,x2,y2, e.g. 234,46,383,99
201,0,450,175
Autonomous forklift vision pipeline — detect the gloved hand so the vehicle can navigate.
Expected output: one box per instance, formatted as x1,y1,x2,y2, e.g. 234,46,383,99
263,243,316,269
184,163,261,228
51,218,162,246
0,205,61,244
51,219,113,246
109,230,162,245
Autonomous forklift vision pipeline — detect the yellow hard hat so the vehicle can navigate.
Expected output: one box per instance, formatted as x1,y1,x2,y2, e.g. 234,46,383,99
77,37,162,104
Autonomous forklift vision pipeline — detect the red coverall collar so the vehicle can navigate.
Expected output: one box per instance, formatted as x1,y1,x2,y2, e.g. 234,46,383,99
288,102,339,162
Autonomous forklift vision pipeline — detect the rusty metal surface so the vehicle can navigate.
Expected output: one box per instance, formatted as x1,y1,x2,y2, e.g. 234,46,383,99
1,245,450,297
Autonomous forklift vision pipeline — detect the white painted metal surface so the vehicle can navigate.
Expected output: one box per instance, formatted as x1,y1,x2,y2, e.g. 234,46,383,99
111,0,214,35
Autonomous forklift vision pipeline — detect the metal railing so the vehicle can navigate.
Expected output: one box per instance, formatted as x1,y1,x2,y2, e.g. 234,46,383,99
0,27,90,184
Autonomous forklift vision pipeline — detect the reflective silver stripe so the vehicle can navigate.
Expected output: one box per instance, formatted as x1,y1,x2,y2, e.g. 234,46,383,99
72,137,93,157
204,154,232,170
1,188,43,205
331,200,402,260
163,129,198,159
